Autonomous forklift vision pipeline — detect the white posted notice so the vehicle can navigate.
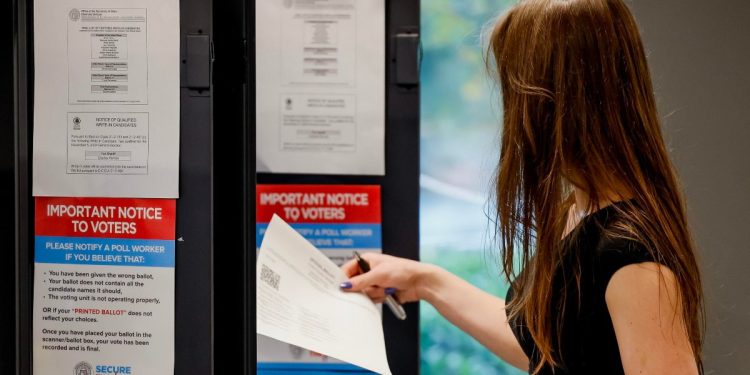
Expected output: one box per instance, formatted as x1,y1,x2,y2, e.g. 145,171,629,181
257,215,392,375
33,197,176,375
33,1,180,198
256,0,385,175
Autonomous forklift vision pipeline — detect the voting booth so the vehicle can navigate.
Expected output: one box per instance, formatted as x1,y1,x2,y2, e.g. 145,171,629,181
254,0,420,373
7,0,420,374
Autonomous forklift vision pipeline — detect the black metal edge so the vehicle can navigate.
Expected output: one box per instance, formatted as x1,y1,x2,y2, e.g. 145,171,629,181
212,0,248,373
2,0,15,373
246,0,256,372
382,0,421,373
176,0,214,373
13,0,34,373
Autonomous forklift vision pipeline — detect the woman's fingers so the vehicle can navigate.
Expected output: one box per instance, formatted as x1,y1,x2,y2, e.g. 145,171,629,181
363,286,383,300
363,286,398,304
363,286,397,299
341,269,386,292
340,258,361,278
340,253,406,303
340,252,382,278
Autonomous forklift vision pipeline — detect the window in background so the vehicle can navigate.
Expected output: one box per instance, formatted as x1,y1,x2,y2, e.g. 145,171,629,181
419,1,524,374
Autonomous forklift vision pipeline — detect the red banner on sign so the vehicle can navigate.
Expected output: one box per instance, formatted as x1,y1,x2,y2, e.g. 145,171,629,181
35,197,176,240
256,184,381,224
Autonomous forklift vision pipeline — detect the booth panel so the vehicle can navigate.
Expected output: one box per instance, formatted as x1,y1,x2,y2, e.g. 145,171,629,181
253,0,420,374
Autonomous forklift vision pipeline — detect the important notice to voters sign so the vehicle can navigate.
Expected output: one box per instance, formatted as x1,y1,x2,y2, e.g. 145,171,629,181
256,184,381,264
256,184,382,372
32,197,175,375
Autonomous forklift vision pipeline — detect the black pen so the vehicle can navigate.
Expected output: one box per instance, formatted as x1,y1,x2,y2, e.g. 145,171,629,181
353,251,407,321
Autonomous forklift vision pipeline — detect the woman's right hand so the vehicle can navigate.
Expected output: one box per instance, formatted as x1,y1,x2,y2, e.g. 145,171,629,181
341,252,529,369
339,252,434,304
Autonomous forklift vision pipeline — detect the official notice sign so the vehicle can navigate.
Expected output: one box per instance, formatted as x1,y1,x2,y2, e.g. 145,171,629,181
256,184,382,265
32,197,175,375
256,184,382,372
32,0,180,198
256,0,386,175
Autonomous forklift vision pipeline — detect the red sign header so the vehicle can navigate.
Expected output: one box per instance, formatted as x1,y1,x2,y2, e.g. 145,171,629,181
35,197,176,240
256,184,381,224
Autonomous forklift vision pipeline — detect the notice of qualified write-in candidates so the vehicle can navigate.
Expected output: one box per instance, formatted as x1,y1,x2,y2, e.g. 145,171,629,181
33,0,180,198
256,0,386,175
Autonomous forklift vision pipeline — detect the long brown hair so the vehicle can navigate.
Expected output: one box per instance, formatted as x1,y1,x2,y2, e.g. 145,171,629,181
486,0,704,372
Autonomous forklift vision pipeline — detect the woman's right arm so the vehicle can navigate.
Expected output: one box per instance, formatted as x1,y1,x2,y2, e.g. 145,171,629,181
340,253,529,371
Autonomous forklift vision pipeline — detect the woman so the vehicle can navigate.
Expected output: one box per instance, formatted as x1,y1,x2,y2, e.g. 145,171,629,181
340,0,704,374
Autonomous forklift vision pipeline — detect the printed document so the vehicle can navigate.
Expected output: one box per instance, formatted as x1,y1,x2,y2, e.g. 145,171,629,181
255,0,385,175
33,0,180,198
256,215,392,375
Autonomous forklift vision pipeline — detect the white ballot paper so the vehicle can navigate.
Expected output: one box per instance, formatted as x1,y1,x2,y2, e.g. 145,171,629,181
256,215,392,375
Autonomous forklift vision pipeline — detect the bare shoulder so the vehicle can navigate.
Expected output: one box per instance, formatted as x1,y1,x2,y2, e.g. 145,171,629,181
605,263,699,375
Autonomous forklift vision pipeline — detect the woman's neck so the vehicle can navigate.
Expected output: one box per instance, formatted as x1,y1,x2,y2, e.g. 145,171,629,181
573,186,632,214
563,188,611,239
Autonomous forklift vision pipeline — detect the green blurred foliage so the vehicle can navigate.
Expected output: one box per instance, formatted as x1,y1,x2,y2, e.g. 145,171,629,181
420,248,524,375
420,0,514,129
420,0,515,189
420,1,526,374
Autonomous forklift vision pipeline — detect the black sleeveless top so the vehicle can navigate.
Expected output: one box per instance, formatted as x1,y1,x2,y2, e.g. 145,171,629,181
505,202,657,374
